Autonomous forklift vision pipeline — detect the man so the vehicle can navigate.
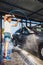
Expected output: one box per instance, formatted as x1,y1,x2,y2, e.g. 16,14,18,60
3,14,21,61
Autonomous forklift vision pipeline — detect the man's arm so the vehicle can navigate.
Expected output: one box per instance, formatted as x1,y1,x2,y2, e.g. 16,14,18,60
12,19,21,27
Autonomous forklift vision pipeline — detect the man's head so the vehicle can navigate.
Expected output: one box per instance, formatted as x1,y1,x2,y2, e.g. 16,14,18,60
6,16,12,22
4,14,15,22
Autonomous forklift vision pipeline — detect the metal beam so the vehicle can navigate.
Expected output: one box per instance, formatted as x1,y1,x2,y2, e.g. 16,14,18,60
0,10,43,22
29,8,43,16
29,17,43,22
0,9,43,22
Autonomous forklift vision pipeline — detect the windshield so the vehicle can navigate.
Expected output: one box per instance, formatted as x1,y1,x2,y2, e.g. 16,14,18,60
22,27,30,35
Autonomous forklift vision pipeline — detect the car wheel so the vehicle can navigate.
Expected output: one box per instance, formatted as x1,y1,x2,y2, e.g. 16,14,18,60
38,43,43,60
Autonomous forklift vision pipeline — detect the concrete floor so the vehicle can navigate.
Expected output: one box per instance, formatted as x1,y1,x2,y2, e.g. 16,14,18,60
3,47,43,65
4,52,27,65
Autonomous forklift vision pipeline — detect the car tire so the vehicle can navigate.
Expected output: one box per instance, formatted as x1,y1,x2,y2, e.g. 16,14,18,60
38,43,43,60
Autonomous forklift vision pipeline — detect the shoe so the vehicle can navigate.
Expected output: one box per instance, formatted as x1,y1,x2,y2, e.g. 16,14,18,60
3,56,11,61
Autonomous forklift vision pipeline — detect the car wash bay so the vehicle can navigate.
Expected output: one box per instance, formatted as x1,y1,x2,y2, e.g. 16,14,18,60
0,0,43,65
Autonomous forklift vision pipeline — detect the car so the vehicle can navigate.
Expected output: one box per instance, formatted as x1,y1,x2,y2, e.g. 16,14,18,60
12,24,43,60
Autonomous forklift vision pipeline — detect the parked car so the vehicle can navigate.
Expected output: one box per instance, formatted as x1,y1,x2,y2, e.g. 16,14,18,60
12,25,43,60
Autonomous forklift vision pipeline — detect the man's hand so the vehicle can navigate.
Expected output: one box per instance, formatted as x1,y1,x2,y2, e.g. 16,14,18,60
12,15,15,17
12,19,21,27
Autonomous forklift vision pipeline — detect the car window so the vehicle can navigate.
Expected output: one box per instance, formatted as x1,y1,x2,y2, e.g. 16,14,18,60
22,27,30,35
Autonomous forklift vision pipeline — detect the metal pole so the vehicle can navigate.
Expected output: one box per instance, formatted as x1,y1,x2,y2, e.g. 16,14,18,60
0,15,2,63
30,20,31,28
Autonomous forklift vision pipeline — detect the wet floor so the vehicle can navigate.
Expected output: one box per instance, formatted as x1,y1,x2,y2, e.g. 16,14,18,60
3,47,43,65
2,42,43,65
4,52,27,65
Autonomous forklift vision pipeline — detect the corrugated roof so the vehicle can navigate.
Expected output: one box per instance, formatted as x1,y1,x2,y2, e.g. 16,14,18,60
0,0,43,22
